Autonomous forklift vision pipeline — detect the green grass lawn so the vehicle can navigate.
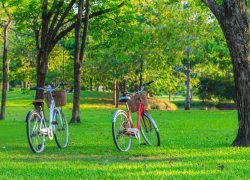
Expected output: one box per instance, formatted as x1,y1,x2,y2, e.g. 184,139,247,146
158,95,218,109
0,91,249,179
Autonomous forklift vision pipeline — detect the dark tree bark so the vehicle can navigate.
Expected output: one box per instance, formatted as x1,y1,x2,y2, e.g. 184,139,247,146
123,79,126,93
70,0,84,124
119,81,123,94
115,81,119,108
71,0,90,124
113,80,119,107
0,2,12,120
89,78,93,91
185,61,191,110
139,59,143,88
203,0,250,146
113,81,116,105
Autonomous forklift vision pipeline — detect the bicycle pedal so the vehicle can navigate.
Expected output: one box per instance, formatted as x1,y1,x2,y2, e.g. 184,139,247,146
40,128,48,135
140,142,147,145
127,128,139,135
127,128,140,141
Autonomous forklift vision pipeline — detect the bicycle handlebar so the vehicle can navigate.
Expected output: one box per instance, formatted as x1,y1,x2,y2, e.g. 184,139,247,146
123,81,154,96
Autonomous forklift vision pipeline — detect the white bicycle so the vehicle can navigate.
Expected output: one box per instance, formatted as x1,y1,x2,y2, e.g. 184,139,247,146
26,84,69,153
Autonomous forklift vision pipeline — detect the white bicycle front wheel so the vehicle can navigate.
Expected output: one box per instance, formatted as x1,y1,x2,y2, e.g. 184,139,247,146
26,110,45,153
112,110,132,151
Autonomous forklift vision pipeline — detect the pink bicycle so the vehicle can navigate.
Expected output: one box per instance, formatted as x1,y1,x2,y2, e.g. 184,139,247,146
112,81,160,151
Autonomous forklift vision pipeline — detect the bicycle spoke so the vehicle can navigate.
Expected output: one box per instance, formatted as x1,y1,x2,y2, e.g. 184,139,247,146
112,110,132,151
53,110,68,148
141,112,160,146
26,110,45,153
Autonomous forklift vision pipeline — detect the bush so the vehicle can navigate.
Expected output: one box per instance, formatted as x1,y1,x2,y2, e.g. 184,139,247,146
198,77,235,102
148,98,177,111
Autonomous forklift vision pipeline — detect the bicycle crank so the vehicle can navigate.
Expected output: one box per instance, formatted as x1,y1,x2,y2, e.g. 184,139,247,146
127,128,140,143
40,128,54,140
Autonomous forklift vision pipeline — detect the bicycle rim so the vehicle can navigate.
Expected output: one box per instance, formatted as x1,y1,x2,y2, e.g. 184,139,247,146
53,109,69,148
112,110,132,151
141,112,160,146
26,110,45,153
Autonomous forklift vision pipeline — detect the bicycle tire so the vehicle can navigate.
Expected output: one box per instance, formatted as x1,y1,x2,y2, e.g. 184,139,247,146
112,110,132,151
140,112,160,146
26,110,45,153
53,108,69,148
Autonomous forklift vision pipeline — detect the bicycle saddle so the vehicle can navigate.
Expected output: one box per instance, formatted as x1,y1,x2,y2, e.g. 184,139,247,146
118,96,131,103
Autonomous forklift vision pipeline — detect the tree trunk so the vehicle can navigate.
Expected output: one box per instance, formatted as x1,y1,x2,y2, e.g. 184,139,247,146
35,50,49,100
6,81,9,91
89,78,93,91
115,81,119,108
139,60,143,88
24,82,28,89
71,0,90,124
113,81,116,105
203,0,250,146
185,61,191,110
168,92,171,101
71,0,84,124
113,80,120,107
0,19,12,120
71,60,81,123
123,79,126,93
119,81,123,94
221,20,250,146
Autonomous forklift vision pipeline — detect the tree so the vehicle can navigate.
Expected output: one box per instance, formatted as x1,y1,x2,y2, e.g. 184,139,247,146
0,0,13,120
14,0,124,102
71,0,90,124
202,0,250,146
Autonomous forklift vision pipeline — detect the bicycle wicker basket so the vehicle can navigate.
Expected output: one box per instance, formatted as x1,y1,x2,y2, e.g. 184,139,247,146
127,91,148,113
44,90,67,108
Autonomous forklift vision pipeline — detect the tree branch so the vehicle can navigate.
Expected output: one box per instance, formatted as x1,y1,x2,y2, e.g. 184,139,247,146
1,1,12,21
34,29,40,50
202,0,222,20
50,0,76,41
48,0,64,33
89,1,124,18
79,0,90,63
51,1,125,49
41,0,49,49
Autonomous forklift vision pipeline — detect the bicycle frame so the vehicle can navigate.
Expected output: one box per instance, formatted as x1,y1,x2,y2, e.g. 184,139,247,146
125,96,147,137
37,86,60,140
112,80,159,151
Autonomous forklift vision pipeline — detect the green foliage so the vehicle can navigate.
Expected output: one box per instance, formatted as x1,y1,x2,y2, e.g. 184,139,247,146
82,0,231,96
0,0,231,98
198,77,235,102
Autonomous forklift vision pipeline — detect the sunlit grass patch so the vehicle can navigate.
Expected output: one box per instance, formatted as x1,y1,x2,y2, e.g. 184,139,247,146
0,91,249,179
